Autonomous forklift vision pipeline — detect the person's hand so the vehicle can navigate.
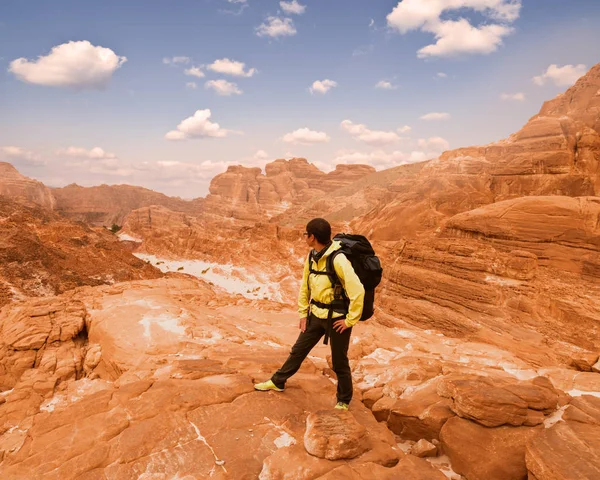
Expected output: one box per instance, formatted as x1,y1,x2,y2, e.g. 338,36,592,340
299,317,307,333
333,319,349,333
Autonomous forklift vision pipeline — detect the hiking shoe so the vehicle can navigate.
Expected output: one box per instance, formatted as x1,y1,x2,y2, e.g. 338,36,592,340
334,402,349,410
254,380,284,392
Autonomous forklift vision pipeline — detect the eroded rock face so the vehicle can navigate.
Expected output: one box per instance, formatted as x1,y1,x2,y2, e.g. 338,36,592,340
0,196,161,309
206,158,375,220
52,183,205,227
0,162,55,210
304,410,370,460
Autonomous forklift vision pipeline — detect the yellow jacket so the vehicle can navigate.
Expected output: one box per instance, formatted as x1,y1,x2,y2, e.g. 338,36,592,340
298,240,365,328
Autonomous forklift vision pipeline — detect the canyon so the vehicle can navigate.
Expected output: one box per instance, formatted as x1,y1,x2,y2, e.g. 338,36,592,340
0,64,599,479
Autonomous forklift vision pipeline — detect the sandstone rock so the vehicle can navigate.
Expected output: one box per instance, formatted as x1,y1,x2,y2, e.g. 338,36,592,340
314,455,447,479
0,196,161,309
304,410,370,460
206,158,375,221
0,162,55,210
571,352,600,372
439,375,560,427
525,398,600,480
440,416,541,480
594,359,600,373
409,439,437,458
362,387,383,409
52,182,204,227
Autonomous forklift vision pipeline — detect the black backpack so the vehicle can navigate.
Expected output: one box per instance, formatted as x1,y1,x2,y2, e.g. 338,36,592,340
310,233,383,321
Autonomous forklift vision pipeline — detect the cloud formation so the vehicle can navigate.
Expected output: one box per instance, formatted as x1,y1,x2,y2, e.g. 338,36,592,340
165,109,232,141
9,40,126,89
163,56,191,65
282,128,330,145
375,80,397,90
208,58,256,77
500,92,525,101
387,0,521,58
280,1,306,15
57,147,117,160
310,79,338,94
256,17,297,37
184,67,205,78
0,146,45,166
420,112,451,120
532,64,587,87
341,120,401,146
205,79,243,96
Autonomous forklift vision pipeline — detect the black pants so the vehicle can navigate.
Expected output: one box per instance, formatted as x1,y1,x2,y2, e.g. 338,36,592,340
271,313,353,404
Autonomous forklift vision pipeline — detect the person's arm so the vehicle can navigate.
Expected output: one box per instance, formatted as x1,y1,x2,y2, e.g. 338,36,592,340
333,254,365,328
298,253,311,319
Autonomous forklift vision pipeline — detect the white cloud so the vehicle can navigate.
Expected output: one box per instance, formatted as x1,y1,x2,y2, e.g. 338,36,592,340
0,146,45,166
205,79,243,96
282,128,330,145
420,112,451,120
532,64,588,87
186,82,197,89
398,125,412,134
341,120,401,146
437,72,448,78
9,40,126,89
500,92,525,101
418,136,450,151
387,0,521,58
333,135,450,170
151,160,231,180
418,19,513,58
280,1,306,15
256,17,297,38
163,56,191,65
375,80,397,90
57,146,117,160
253,150,269,160
310,79,338,95
165,109,232,141
184,67,205,78
207,58,256,77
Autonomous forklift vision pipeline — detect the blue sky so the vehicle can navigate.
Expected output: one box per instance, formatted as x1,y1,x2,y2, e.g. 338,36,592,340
1,0,599,198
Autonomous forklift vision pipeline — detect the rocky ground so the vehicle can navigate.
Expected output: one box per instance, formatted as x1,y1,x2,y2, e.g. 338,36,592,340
0,276,599,479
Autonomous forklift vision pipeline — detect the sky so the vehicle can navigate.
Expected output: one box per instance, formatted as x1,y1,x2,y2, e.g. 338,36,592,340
1,0,599,198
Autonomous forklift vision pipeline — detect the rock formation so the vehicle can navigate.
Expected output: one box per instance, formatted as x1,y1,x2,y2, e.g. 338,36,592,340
205,158,375,220
0,196,161,308
51,183,205,227
0,162,55,210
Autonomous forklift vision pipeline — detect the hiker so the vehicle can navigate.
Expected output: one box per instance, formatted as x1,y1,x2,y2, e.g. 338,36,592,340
254,218,366,410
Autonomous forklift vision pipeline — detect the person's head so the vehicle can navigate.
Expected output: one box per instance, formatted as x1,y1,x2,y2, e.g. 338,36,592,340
303,218,331,248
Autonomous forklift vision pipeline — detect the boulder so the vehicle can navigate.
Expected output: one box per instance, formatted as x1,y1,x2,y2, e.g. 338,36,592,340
440,416,541,480
304,410,370,460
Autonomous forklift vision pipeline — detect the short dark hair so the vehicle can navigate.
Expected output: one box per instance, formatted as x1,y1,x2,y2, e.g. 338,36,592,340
306,218,331,245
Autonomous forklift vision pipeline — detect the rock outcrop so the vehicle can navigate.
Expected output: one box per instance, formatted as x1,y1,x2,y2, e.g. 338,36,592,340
0,196,161,308
0,162,55,210
206,158,375,220
52,183,205,227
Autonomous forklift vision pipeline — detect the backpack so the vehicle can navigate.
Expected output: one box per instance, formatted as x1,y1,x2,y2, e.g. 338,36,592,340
310,233,383,321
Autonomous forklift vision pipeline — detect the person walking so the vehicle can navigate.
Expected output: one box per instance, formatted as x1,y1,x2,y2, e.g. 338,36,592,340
254,218,365,410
